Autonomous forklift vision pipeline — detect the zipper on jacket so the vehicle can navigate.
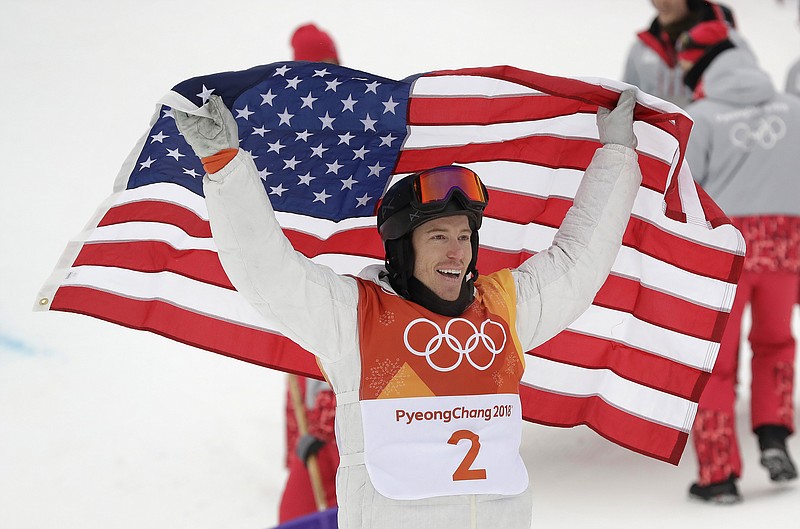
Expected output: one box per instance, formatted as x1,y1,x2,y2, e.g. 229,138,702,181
470,494,477,528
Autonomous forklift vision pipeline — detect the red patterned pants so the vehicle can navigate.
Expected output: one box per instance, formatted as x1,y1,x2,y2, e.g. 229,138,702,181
692,270,797,485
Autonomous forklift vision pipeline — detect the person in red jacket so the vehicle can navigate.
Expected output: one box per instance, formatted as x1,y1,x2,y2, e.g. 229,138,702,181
290,23,340,65
279,376,339,522
277,23,342,523
623,0,737,108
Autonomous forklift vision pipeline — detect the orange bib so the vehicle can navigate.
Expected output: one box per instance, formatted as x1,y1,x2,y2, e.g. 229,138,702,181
356,270,528,499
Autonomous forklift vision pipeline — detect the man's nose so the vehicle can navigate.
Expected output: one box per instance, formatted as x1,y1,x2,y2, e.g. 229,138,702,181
446,240,465,259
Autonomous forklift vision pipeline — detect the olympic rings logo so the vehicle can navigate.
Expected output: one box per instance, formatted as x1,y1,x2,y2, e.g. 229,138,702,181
403,317,507,372
730,116,786,150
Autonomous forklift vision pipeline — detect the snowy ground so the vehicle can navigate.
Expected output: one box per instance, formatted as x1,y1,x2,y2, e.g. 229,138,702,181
2,1,799,528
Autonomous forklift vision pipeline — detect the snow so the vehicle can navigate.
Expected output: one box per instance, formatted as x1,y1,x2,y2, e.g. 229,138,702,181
2,0,799,527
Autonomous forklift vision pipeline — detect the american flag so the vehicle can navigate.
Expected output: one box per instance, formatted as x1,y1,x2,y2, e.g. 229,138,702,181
36,62,743,465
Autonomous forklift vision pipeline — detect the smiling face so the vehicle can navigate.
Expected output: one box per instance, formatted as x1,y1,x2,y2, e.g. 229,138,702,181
410,215,473,301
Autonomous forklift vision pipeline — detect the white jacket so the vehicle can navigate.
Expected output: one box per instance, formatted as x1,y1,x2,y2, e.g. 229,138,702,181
203,144,641,529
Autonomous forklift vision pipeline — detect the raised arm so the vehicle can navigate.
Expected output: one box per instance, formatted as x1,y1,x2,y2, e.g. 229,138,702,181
513,89,643,350
174,96,359,362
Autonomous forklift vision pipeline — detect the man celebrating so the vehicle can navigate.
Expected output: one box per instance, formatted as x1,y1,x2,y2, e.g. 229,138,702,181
174,88,641,528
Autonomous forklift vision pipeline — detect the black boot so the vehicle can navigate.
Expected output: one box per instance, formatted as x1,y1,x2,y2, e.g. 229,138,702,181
756,425,798,482
688,475,742,504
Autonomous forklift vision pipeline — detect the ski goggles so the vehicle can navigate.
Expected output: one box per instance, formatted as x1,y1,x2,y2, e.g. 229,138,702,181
376,165,489,240
409,166,488,212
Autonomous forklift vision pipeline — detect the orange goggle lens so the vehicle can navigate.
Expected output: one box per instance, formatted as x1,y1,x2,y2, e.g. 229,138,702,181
412,166,487,206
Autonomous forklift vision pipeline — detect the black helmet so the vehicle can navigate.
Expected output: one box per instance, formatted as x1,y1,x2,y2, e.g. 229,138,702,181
375,165,488,305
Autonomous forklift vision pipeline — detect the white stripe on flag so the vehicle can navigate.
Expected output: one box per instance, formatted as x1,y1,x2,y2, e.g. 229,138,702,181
112,182,209,219
411,75,546,97
61,265,275,330
567,305,718,371
522,355,698,432
403,114,600,149
675,161,708,225
275,211,375,237
88,222,217,251
465,161,583,199
613,246,736,311
632,187,744,253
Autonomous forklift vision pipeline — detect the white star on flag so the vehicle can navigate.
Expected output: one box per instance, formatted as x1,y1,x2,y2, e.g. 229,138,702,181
277,109,294,126
300,92,318,109
341,95,357,112
261,90,277,106
236,106,254,120
197,85,215,103
313,189,332,203
341,176,357,190
297,172,315,186
325,160,343,174
325,78,342,91
166,148,184,161
356,193,372,206
269,183,287,196
311,144,328,158
319,112,336,129
382,97,399,114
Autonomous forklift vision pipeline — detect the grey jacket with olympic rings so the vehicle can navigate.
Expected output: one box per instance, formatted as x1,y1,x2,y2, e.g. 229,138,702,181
202,143,641,529
685,47,800,218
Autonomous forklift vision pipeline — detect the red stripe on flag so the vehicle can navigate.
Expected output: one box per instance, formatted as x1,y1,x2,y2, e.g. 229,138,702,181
624,216,743,283
408,95,595,126
50,285,324,379
423,65,693,142
595,275,730,343
73,242,234,289
99,201,212,238
284,226,383,261
476,248,536,272
694,179,739,230
397,136,597,174
425,66,624,110
530,331,711,401
519,384,689,465
484,190,572,227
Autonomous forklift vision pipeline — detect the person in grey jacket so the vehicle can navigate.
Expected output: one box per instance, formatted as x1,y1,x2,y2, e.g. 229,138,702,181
173,89,642,529
677,20,800,504
623,0,737,108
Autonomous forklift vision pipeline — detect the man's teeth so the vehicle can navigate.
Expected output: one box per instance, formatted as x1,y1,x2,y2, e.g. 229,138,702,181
438,269,461,277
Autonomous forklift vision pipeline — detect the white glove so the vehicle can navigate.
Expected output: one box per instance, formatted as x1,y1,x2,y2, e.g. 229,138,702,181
596,89,638,149
173,95,239,158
